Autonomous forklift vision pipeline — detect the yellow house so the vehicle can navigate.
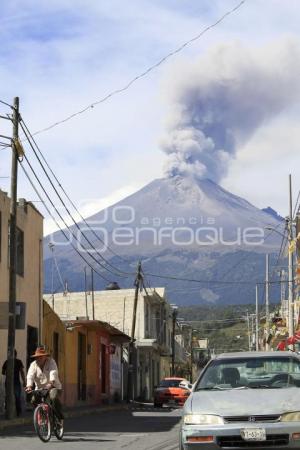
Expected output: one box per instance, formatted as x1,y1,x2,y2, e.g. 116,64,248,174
0,192,43,404
43,301,130,407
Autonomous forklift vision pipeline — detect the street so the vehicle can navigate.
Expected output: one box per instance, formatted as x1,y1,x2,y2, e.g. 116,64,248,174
0,405,182,450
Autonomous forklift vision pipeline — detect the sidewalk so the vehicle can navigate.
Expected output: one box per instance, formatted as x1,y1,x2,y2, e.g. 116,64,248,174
0,402,130,431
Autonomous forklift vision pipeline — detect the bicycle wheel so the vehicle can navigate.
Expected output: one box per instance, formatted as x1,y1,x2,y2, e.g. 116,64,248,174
54,415,64,440
33,404,52,442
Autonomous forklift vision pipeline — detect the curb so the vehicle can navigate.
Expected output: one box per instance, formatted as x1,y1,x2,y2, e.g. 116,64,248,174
0,403,129,431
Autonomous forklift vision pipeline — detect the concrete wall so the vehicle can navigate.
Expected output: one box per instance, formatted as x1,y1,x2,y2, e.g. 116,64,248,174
46,288,166,340
0,192,43,410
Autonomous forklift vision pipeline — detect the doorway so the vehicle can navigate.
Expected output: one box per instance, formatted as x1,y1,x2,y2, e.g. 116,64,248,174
26,325,38,370
101,344,106,394
78,333,87,401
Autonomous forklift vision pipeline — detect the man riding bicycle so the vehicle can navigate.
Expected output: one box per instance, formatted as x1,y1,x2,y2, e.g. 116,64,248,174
25,346,64,424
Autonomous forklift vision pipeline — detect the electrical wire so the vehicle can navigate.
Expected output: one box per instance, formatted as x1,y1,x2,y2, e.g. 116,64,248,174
142,271,288,286
0,99,13,108
20,122,132,279
21,156,115,281
219,221,285,282
31,0,247,137
174,317,246,323
20,162,112,282
21,118,131,267
293,189,300,219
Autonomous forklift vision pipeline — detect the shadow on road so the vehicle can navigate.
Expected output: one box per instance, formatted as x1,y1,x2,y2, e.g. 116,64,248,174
0,406,181,439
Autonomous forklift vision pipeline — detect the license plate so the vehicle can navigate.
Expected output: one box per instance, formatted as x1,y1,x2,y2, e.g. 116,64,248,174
241,428,266,441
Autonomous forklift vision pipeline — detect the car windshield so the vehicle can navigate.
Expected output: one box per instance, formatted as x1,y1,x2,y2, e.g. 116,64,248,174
159,379,183,388
195,356,300,390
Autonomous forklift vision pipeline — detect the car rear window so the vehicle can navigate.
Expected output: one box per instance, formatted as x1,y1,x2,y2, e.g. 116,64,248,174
159,379,183,388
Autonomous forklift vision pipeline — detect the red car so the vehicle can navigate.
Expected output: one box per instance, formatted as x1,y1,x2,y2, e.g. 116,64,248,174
154,377,192,407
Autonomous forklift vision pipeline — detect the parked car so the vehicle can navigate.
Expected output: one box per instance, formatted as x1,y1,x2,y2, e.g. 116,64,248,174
180,351,300,449
154,377,192,407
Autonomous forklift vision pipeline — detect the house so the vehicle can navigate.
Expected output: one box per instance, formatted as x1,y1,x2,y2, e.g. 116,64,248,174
45,287,180,400
42,301,130,407
0,192,43,410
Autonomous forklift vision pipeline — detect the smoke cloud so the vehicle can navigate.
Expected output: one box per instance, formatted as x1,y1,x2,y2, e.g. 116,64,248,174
160,39,300,182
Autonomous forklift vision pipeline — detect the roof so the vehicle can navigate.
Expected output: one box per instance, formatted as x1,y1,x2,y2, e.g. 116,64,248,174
216,351,300,359
136,338,158,349
63,319,130,342
52,287,166,300
164,377,186,381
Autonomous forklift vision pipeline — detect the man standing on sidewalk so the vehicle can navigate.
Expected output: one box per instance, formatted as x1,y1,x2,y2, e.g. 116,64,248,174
2,350,26,416
25,347,64,423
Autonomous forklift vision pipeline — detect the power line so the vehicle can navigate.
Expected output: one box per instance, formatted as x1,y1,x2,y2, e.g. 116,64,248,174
143,270,288,286
20,162,112,283
219,221,285,282
21,155,117,281
31,0,247,137
0,99,13,108
20,121,132,279
21,118,131,267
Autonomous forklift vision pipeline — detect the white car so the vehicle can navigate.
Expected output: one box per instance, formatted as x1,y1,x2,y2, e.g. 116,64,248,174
180,351,300,449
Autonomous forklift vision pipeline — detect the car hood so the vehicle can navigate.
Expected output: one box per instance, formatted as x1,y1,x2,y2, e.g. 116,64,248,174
185,388,300,416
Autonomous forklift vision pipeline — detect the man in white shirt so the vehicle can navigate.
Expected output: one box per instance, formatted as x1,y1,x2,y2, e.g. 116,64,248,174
25,346,64,421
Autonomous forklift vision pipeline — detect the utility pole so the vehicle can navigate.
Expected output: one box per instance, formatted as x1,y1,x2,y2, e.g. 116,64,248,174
49,242,55,308
91,268,95,320
127,261,142,402
250,314,255,350
84,267,88,318
255,284,259,351
288,174,294,343
6,97,19,420
265,254,270,351
190,328,195,383
171,307,178,376
246,310,251,351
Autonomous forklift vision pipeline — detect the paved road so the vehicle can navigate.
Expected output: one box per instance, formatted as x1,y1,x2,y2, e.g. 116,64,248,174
0,405,182,450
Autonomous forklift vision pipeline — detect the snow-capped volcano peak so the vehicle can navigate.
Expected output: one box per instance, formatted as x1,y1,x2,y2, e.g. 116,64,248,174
44,176,283,305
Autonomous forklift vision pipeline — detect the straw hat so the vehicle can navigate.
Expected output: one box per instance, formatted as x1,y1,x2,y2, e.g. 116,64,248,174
31,347,50,358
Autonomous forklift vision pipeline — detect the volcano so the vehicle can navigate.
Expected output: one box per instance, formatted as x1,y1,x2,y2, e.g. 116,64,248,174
43,175,283,305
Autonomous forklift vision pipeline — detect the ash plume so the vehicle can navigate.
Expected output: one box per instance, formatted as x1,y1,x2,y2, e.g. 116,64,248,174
160,39,300,182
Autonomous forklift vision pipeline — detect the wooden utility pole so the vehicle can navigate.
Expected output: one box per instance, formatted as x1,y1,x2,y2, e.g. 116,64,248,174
84,267,88,318
91,268,95,320
288,174,294,343
6,97,19,419
190,328,193,383
265,254,270,350
255,284,259,351
171,308,177,376
127,261,142,402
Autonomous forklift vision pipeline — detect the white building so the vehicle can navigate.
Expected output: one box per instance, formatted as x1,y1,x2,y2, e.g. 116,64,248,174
45,287,182,400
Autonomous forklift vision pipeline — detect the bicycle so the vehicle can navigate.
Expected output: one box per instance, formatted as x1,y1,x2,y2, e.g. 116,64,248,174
31,388,64,442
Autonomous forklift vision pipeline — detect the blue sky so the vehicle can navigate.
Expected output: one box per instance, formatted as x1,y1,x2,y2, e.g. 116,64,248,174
0,0,300,233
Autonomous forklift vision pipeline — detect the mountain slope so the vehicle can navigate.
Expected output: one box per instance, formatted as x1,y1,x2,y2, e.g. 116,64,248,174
44,175,283,305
